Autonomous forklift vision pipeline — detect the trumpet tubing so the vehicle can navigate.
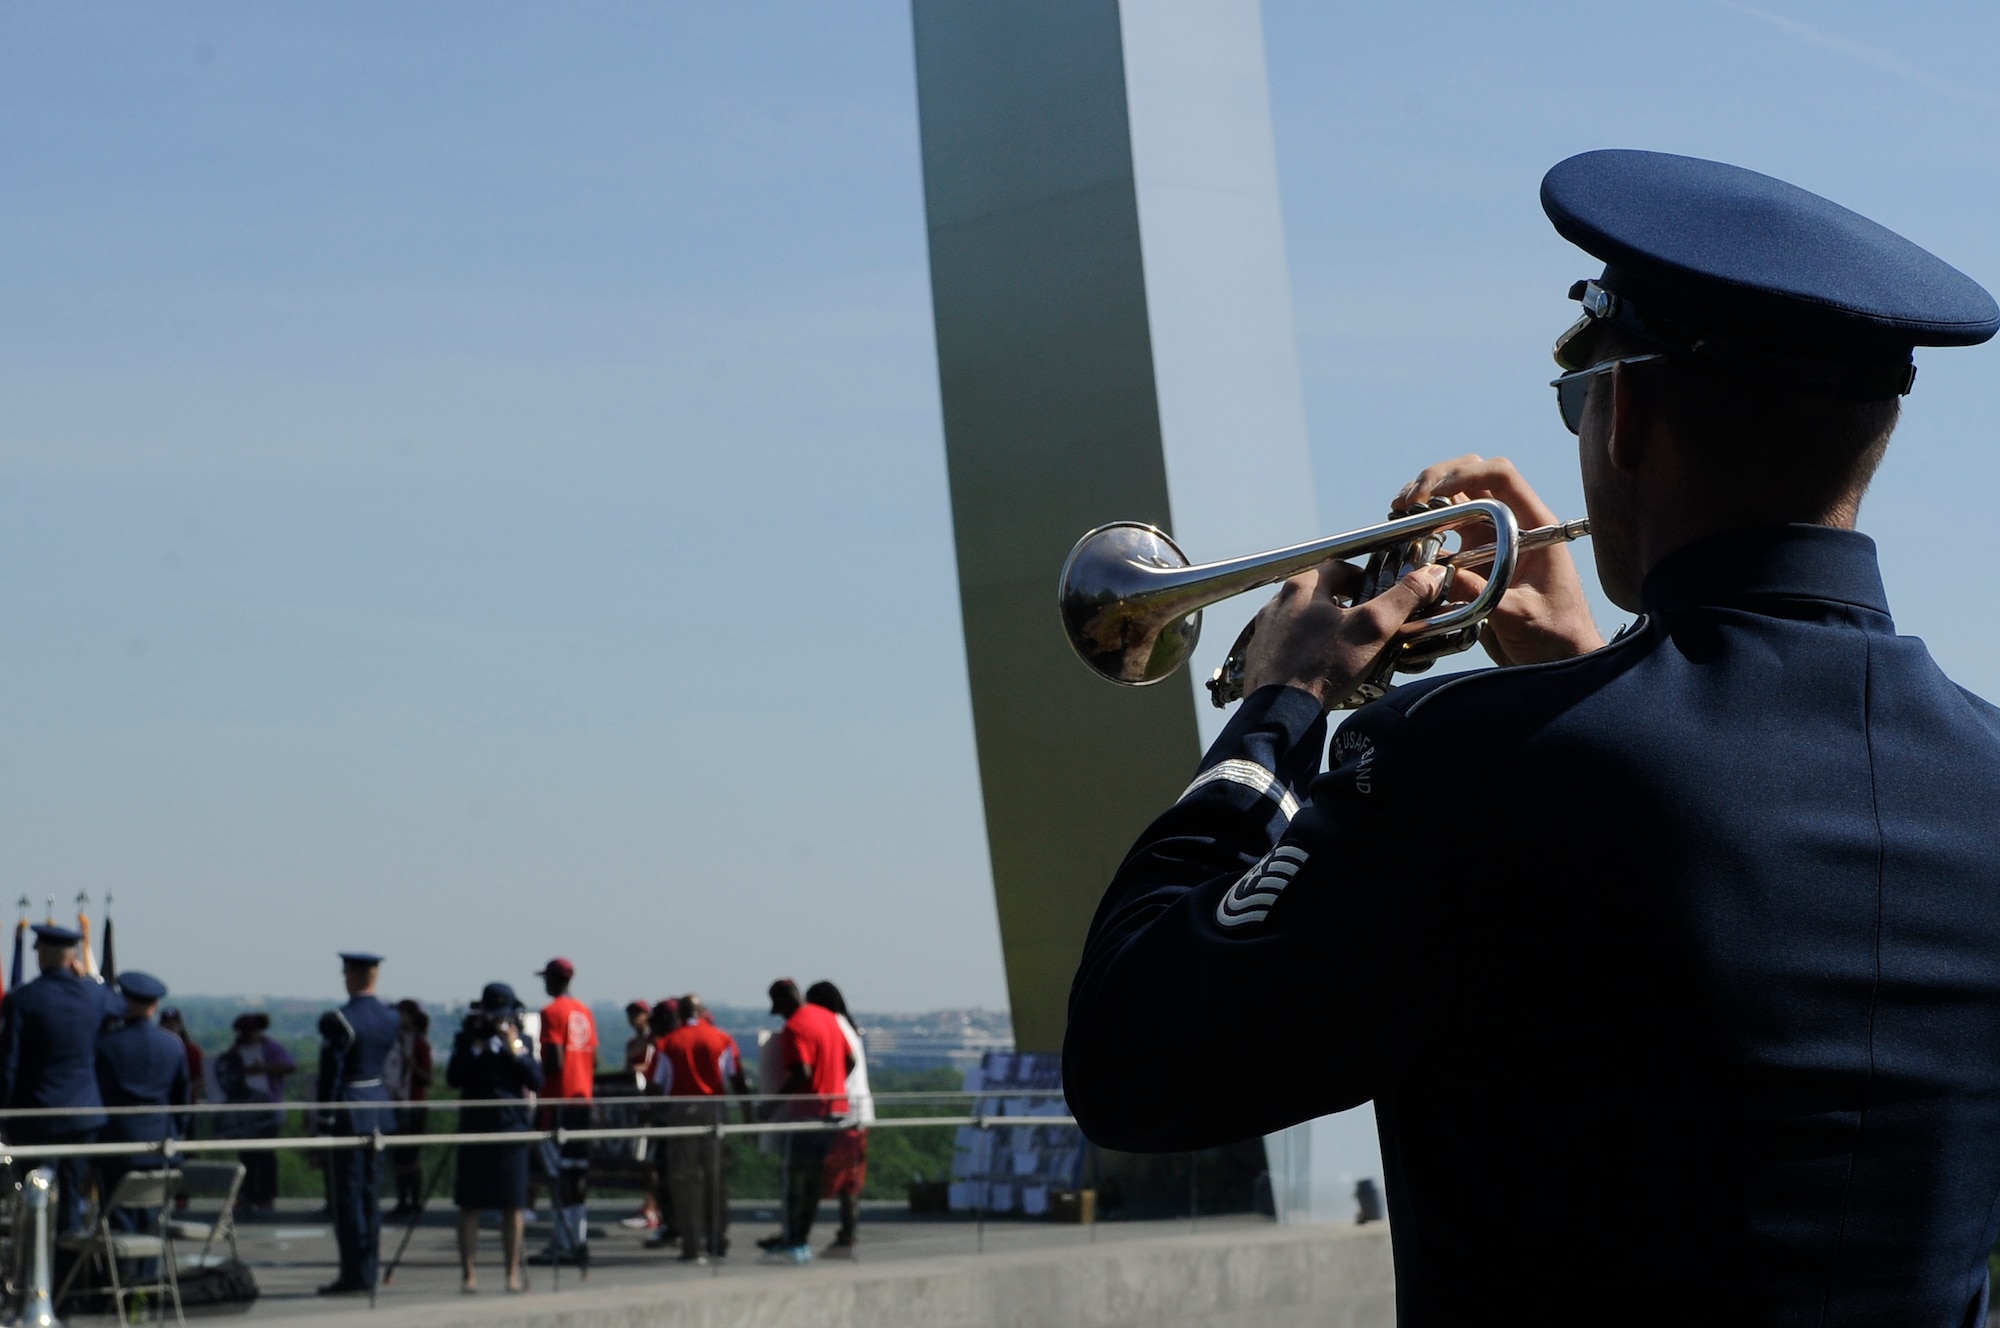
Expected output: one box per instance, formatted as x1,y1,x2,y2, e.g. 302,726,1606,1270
1056,500,1589,704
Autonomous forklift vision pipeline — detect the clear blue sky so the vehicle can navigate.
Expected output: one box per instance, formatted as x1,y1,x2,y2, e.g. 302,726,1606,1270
3,3,1995,1010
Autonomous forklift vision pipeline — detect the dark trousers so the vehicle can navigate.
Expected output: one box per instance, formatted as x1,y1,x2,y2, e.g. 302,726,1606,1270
10,1125,99,1235
328,1146,381,1287
392,1110,427,1209
782,1131,831,1247
664,1101,726,1256
534,1103,592,1254
239,1120,280,1208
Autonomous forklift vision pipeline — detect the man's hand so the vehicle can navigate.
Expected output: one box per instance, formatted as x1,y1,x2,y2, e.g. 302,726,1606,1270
1239,559,1448,711
1393,455,1604,666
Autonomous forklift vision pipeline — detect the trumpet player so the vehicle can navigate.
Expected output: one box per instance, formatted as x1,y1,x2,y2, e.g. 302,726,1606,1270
1065,149,2000,1326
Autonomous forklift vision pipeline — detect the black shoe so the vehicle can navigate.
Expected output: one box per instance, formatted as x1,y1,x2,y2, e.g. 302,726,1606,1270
317,1280,370,1296
755,1234,785,1252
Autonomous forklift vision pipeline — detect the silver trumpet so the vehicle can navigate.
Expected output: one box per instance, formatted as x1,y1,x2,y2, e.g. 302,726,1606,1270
1057,499,1590,709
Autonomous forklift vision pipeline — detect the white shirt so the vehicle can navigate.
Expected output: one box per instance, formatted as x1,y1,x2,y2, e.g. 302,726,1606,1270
836,1014,875,1127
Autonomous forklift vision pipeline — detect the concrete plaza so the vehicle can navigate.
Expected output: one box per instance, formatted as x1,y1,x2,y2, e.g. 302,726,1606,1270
146,1199,1395,1328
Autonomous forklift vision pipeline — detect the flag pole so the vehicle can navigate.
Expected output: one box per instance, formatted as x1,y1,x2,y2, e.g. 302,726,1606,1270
76,889,98,980
101,892,117,982
10,897,26,993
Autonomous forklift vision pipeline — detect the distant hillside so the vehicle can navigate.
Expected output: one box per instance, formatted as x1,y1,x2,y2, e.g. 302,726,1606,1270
163,994,1012,1090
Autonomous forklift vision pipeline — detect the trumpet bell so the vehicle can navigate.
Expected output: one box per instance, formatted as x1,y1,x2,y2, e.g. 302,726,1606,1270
1058,521,1202,686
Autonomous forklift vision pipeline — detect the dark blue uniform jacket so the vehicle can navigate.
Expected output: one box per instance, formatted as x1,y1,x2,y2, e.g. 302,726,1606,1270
0,970,118,1138
446,1027,544,1133
1066,525,2000,1327
317,995,401,1136
97,1017,192,1145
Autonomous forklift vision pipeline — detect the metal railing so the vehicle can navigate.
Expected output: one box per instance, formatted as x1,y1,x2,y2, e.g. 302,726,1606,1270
3,1091,1088,1317
0,1091,1074,1160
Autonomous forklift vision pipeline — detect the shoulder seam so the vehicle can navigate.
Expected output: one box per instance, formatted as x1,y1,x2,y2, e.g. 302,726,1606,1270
1404,615,1653,719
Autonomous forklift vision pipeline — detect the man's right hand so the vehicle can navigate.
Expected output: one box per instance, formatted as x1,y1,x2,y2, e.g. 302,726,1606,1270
1392,455,1604,665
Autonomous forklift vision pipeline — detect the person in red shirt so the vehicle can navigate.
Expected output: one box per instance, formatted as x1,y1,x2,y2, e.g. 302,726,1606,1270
529,957,597,1268
648,994,747,1264
765,979,851,1263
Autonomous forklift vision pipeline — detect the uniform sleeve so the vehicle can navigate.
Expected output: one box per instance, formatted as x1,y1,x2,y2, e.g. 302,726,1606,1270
316,1011,352,1119
1065,683,1459,1152
94,1037,117,1103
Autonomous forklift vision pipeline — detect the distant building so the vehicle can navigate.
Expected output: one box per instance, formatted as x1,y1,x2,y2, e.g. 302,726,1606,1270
858,1010,1015,1074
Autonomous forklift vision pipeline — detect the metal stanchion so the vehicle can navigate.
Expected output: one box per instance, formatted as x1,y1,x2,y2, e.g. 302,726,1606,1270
19,1165,61,1328
974,1115,987,1256
710,1114,724,1279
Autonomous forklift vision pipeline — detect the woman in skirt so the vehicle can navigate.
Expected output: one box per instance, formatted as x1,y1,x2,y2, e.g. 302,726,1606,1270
447,982,543,1293
807,982,875,1255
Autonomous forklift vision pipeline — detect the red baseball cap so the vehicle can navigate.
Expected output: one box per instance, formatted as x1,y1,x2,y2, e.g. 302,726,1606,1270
536,957,575,979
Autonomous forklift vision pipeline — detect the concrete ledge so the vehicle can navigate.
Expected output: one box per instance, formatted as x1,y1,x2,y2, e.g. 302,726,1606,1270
310,1222,1395,1328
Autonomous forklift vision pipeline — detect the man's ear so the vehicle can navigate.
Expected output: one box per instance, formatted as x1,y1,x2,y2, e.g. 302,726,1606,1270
1606,361,1648,475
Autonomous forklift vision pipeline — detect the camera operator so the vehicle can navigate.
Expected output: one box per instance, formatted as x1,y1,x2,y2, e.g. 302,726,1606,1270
446,983,542,1295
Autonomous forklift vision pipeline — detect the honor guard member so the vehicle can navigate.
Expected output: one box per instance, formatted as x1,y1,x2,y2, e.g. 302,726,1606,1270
1065,150,2000,1326
315,950,400,1296
94,970,190,1274
529,956,598,1268
0,924,118,1233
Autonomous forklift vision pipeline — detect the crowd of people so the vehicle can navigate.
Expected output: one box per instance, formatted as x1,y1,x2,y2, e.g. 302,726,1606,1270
0,926,876,1300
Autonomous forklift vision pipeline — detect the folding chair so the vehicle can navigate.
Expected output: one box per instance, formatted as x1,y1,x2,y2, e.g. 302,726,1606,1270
164,1161,244,1270
53,1169,183,1325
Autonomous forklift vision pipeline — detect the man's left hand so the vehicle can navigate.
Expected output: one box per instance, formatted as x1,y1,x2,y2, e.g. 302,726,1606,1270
1238,559,1449,711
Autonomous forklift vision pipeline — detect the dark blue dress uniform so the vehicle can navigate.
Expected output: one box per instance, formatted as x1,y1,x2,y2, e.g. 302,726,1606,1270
95,972,191,1224
95,971,189,1280
317,955,401,1292
0,927,120,1233
446,984,543,1212
1066,153,2000,1327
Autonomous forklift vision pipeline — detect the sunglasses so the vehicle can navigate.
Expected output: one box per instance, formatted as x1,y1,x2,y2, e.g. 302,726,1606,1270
1550,353,1660,434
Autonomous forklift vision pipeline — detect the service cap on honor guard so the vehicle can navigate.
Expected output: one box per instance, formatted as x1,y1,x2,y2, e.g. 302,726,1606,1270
338,951,382,968
117,971,167,1002
30,923,82,947
1542,149,1998,398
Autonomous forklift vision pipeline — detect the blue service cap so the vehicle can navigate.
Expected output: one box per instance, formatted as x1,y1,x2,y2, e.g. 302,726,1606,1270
30,924,82,947
478,982,518,1012
338,951,383,967
118,971,167,1002
1542,149,1998,398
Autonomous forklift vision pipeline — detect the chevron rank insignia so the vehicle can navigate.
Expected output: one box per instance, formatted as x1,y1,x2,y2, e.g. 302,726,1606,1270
1214,844,1309,930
